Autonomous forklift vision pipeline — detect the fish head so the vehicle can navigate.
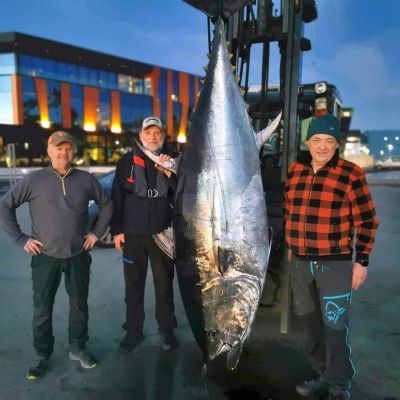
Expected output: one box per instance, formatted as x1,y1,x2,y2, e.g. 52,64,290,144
203,274,260,369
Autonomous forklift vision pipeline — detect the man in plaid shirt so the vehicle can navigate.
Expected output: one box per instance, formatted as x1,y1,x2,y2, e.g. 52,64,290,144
284,114,378,400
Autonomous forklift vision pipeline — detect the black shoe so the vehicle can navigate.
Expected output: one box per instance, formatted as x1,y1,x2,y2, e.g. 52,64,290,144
118,334,144,353
26,356,49,381
160,330,177,351
295,376,328,397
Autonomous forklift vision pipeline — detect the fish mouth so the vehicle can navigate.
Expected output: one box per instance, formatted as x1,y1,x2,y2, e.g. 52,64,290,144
207,329,243,370
207,329,240,358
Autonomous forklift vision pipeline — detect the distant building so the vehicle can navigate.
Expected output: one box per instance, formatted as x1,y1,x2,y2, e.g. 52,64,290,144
362,130,400,160
0,32,201,166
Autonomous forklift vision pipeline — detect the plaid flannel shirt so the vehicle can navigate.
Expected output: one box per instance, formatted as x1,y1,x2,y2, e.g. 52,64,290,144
284,153,378,261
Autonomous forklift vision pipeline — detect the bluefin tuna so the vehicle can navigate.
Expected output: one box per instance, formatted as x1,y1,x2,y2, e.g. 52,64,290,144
173,7,280,370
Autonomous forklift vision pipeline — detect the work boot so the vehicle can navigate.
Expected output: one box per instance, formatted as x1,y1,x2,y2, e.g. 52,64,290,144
26,355,49,381
69,349,98,369
118,333,144,353
295,376,328,397
160,329,177,351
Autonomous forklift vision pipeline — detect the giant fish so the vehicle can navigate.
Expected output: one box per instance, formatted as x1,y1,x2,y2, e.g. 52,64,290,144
173,1,281,370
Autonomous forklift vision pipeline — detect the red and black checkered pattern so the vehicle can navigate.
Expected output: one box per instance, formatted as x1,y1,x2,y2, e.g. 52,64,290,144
284,156,378,259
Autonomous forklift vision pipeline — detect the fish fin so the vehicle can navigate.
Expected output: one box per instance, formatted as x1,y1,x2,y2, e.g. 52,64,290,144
217,247,236,275
256,111,282,148
182,0,254,20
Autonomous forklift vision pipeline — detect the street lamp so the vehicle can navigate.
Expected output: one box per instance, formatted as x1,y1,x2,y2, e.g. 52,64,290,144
387,144,394,159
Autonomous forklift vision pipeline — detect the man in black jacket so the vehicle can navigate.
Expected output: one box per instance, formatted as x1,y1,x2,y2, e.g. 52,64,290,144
110,117,177,352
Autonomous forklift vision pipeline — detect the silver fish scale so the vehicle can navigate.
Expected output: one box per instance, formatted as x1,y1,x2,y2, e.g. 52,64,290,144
174,18,270,370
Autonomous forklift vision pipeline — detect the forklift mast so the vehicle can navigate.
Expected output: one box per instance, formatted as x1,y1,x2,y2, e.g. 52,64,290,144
183,0,317,333
221,0,317,178
216,0,317,332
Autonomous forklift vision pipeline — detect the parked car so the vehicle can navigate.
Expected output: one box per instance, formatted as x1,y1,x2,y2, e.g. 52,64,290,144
88,170,115,248
375,157,400,170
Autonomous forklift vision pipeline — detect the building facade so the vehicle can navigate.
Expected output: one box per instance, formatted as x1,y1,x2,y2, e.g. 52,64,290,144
0,32,201,166
362,129,400,160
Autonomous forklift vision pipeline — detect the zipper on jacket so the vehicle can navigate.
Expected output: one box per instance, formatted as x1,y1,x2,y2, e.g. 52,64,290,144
53,167,72,196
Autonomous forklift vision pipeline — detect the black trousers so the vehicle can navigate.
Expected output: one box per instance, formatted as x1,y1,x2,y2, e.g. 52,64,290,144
123,234,177,337
31,252,91,357
289,256,355,396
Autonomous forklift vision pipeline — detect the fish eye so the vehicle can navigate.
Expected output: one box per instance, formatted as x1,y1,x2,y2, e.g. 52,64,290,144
208,329,219,338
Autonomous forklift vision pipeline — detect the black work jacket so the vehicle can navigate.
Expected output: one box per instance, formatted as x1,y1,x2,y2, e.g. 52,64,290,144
110,146,176,236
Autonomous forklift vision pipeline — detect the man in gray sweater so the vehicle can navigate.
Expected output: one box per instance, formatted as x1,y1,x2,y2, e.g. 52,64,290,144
0,131,113,380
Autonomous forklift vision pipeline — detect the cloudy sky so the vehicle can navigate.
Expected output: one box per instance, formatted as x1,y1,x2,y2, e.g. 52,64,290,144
1,0,399,131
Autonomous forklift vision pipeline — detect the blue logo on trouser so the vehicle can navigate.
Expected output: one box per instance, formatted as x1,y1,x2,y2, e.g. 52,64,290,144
325,301,346,324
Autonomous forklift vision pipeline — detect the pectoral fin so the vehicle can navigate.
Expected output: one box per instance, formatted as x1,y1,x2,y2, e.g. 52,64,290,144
256,111,282,148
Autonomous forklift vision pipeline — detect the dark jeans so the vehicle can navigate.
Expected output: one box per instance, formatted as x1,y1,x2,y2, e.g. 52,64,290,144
31,252,91,357
290,256,355,396
123,234,177,338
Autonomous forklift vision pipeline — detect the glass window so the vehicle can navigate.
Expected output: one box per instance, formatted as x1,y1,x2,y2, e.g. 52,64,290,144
87,68,98,86
173,102,182,134
108,72,118,90
31,57,45,78
97,90,110,131
0,75,13,124
135,78,144,94
47,81,62,126
56,62,69,82
0,75,12,91
118,74,130,92
159,69,167,102
159,69,167,124
0,53,16,75
173,71,179,99
43,59,56,80
144,77,152,96
68,63,78,83
118,74,144,94
0,92,13,124
70,85,83,128
22,77,39,125
99,70,108,88
18,54,33,76
120,93,152,133
78,66,89,85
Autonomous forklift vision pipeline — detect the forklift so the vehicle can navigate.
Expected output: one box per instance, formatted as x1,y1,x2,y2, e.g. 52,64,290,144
184,0,318,333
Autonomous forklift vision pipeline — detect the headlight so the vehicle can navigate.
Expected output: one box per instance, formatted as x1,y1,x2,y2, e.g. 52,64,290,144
315,82,327,94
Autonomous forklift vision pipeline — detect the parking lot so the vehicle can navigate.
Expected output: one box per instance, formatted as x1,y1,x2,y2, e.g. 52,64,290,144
0,175,399,400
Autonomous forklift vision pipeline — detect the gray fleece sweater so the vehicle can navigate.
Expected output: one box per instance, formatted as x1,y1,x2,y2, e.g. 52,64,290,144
0,167,113,259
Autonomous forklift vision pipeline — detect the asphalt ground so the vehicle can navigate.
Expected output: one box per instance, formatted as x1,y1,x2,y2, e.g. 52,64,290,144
0,179,399,400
